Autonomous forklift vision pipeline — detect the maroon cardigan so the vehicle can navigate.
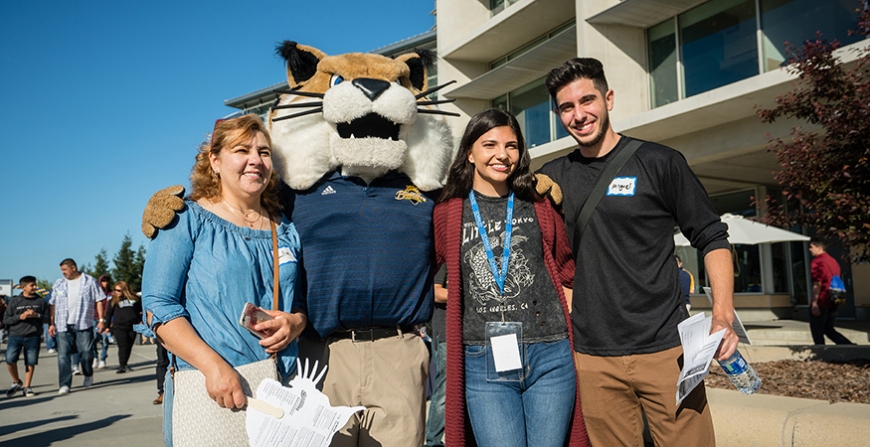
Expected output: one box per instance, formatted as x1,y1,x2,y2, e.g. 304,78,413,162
433,196,589,447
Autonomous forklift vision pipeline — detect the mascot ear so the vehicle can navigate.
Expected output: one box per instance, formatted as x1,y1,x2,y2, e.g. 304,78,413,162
276,41,326,88
395,49,435,92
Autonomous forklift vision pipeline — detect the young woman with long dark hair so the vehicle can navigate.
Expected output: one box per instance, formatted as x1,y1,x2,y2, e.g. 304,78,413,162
434,108,588,447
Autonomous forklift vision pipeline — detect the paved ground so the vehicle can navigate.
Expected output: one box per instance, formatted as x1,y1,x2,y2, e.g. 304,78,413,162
0,318,867,446
0,343,164,446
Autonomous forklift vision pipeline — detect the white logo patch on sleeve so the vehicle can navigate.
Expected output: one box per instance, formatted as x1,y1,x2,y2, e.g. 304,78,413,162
276,246,297,264
607,177,637,196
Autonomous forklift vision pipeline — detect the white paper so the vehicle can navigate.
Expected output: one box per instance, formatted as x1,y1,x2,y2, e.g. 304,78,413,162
491,333,522,372
246,359,365,447
675,313,725,405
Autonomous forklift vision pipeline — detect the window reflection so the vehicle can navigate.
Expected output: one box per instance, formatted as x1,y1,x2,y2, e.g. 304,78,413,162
761,0,862,71
680,0,758,97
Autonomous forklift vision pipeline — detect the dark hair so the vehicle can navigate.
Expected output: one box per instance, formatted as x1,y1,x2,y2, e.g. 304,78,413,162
98,274,112,294
19,275,36,285
438,108,538,203
60,258,77,269
810,237,827,250
674,255,682,263
546,57,609,100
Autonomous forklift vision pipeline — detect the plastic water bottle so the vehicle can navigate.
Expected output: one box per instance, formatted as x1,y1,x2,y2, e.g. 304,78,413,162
717,350,762,394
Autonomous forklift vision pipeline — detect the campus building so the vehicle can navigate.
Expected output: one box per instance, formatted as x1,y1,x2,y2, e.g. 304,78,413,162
435,0,868,321
225,0,868,321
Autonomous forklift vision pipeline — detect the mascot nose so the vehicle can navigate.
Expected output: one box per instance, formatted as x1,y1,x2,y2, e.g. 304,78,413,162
352,78,391,101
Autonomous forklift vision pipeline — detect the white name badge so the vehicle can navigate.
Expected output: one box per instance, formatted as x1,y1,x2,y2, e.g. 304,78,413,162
491,333,523,372
276,246,296,264
607,176,637,196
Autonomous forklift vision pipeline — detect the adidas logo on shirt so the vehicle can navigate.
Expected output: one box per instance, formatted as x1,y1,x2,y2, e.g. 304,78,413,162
321,185,337,196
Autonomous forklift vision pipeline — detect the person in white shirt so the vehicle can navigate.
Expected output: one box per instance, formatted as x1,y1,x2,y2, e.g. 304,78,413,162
48,259,106,395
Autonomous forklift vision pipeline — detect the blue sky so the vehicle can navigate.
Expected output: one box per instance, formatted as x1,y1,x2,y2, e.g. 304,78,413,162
0,1,436,285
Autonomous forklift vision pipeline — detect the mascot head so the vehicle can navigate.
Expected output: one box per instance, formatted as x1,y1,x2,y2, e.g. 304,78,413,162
269,41,457,191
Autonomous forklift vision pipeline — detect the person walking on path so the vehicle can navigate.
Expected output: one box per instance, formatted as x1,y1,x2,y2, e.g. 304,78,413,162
48,258,106,395
676,255,695,312
105,281,143,373
537,58,737,446
809,238,854,345
4,276,49,398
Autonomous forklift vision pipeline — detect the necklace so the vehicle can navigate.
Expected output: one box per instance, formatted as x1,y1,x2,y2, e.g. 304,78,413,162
221,200,265,228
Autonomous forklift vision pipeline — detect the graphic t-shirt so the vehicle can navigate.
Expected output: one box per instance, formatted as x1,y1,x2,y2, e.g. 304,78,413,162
460,192,567,345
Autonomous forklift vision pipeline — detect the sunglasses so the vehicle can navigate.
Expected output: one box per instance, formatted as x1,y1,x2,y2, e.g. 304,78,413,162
114,289,123,292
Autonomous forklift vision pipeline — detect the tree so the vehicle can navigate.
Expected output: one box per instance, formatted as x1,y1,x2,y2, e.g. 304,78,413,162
112,234,143,292
36,279,53,297
92,249,112,279
757,5,870,262
131,244,146,293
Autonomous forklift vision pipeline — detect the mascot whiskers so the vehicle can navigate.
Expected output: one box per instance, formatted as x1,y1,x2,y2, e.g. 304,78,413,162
142,41,456,447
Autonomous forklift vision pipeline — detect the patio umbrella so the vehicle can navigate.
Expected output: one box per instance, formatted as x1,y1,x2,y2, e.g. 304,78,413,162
674,213,810,246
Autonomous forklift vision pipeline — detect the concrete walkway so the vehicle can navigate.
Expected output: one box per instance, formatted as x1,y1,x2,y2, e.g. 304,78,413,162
0,343,164,446
710,318,870,446
1,319,867,446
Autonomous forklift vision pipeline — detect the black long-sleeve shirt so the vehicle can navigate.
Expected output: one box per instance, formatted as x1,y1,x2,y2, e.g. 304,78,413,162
538,136,730,356
106,298,143,329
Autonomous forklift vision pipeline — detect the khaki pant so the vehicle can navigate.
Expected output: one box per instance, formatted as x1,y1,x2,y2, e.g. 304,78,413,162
574,346,715,446
299,333,428,447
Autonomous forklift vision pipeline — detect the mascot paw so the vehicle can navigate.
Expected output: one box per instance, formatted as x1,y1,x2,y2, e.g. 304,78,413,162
535,173,563,206
142,185,186,239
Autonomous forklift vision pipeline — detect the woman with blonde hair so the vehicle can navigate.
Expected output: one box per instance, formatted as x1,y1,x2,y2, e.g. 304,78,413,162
142,114,306,445
104,281,142,373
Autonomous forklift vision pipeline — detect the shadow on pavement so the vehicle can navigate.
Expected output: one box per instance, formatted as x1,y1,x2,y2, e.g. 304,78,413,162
0,414,131,446
0,415,77,437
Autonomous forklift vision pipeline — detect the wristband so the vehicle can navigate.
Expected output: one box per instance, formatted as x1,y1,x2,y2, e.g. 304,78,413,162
99,318,107,323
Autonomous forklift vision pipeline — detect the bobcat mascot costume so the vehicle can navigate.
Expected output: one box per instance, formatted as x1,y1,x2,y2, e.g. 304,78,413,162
143,42,456,447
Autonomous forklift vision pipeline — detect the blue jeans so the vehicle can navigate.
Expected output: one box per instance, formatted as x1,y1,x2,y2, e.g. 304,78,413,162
163,369,174,447
44,324,56,351
465,338,575,447
97,328,109,361
57,327,95,387
425,341,447,447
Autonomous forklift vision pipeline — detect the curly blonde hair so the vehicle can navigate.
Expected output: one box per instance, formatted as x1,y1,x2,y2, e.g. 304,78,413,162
188,114,282,218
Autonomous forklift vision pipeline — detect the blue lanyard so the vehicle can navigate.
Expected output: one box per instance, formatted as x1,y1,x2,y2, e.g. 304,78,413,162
468,190,514,295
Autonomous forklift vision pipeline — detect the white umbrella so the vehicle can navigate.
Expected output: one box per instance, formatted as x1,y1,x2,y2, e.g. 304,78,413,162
674,213,810,246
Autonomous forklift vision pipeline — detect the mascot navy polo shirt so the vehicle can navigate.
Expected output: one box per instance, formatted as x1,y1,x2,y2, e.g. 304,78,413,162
289,170,436,338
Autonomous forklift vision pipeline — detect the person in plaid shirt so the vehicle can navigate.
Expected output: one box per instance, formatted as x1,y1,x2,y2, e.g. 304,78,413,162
48,258,106,395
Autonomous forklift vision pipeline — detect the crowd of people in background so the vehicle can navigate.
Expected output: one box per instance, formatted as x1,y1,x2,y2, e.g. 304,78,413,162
0,259,161,401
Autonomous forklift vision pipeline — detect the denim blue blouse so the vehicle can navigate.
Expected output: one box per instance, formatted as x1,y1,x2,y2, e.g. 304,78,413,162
142,201,301,377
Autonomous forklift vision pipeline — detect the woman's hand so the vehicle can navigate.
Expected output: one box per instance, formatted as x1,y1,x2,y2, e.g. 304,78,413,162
255,311,307,354
202,360,247,410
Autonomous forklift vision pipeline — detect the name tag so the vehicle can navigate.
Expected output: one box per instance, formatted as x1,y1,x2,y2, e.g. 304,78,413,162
606,177,637,196
276,247,297,264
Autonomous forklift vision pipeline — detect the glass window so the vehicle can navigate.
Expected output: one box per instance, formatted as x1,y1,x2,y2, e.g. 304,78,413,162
679,0,758,97
492,79,566,147
510,79,551,148
770,242,790,293
760,0,864,71
790,240,809,304
493,94,508,111
490,0,505,16
649,19,679,107
708,190,760,293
